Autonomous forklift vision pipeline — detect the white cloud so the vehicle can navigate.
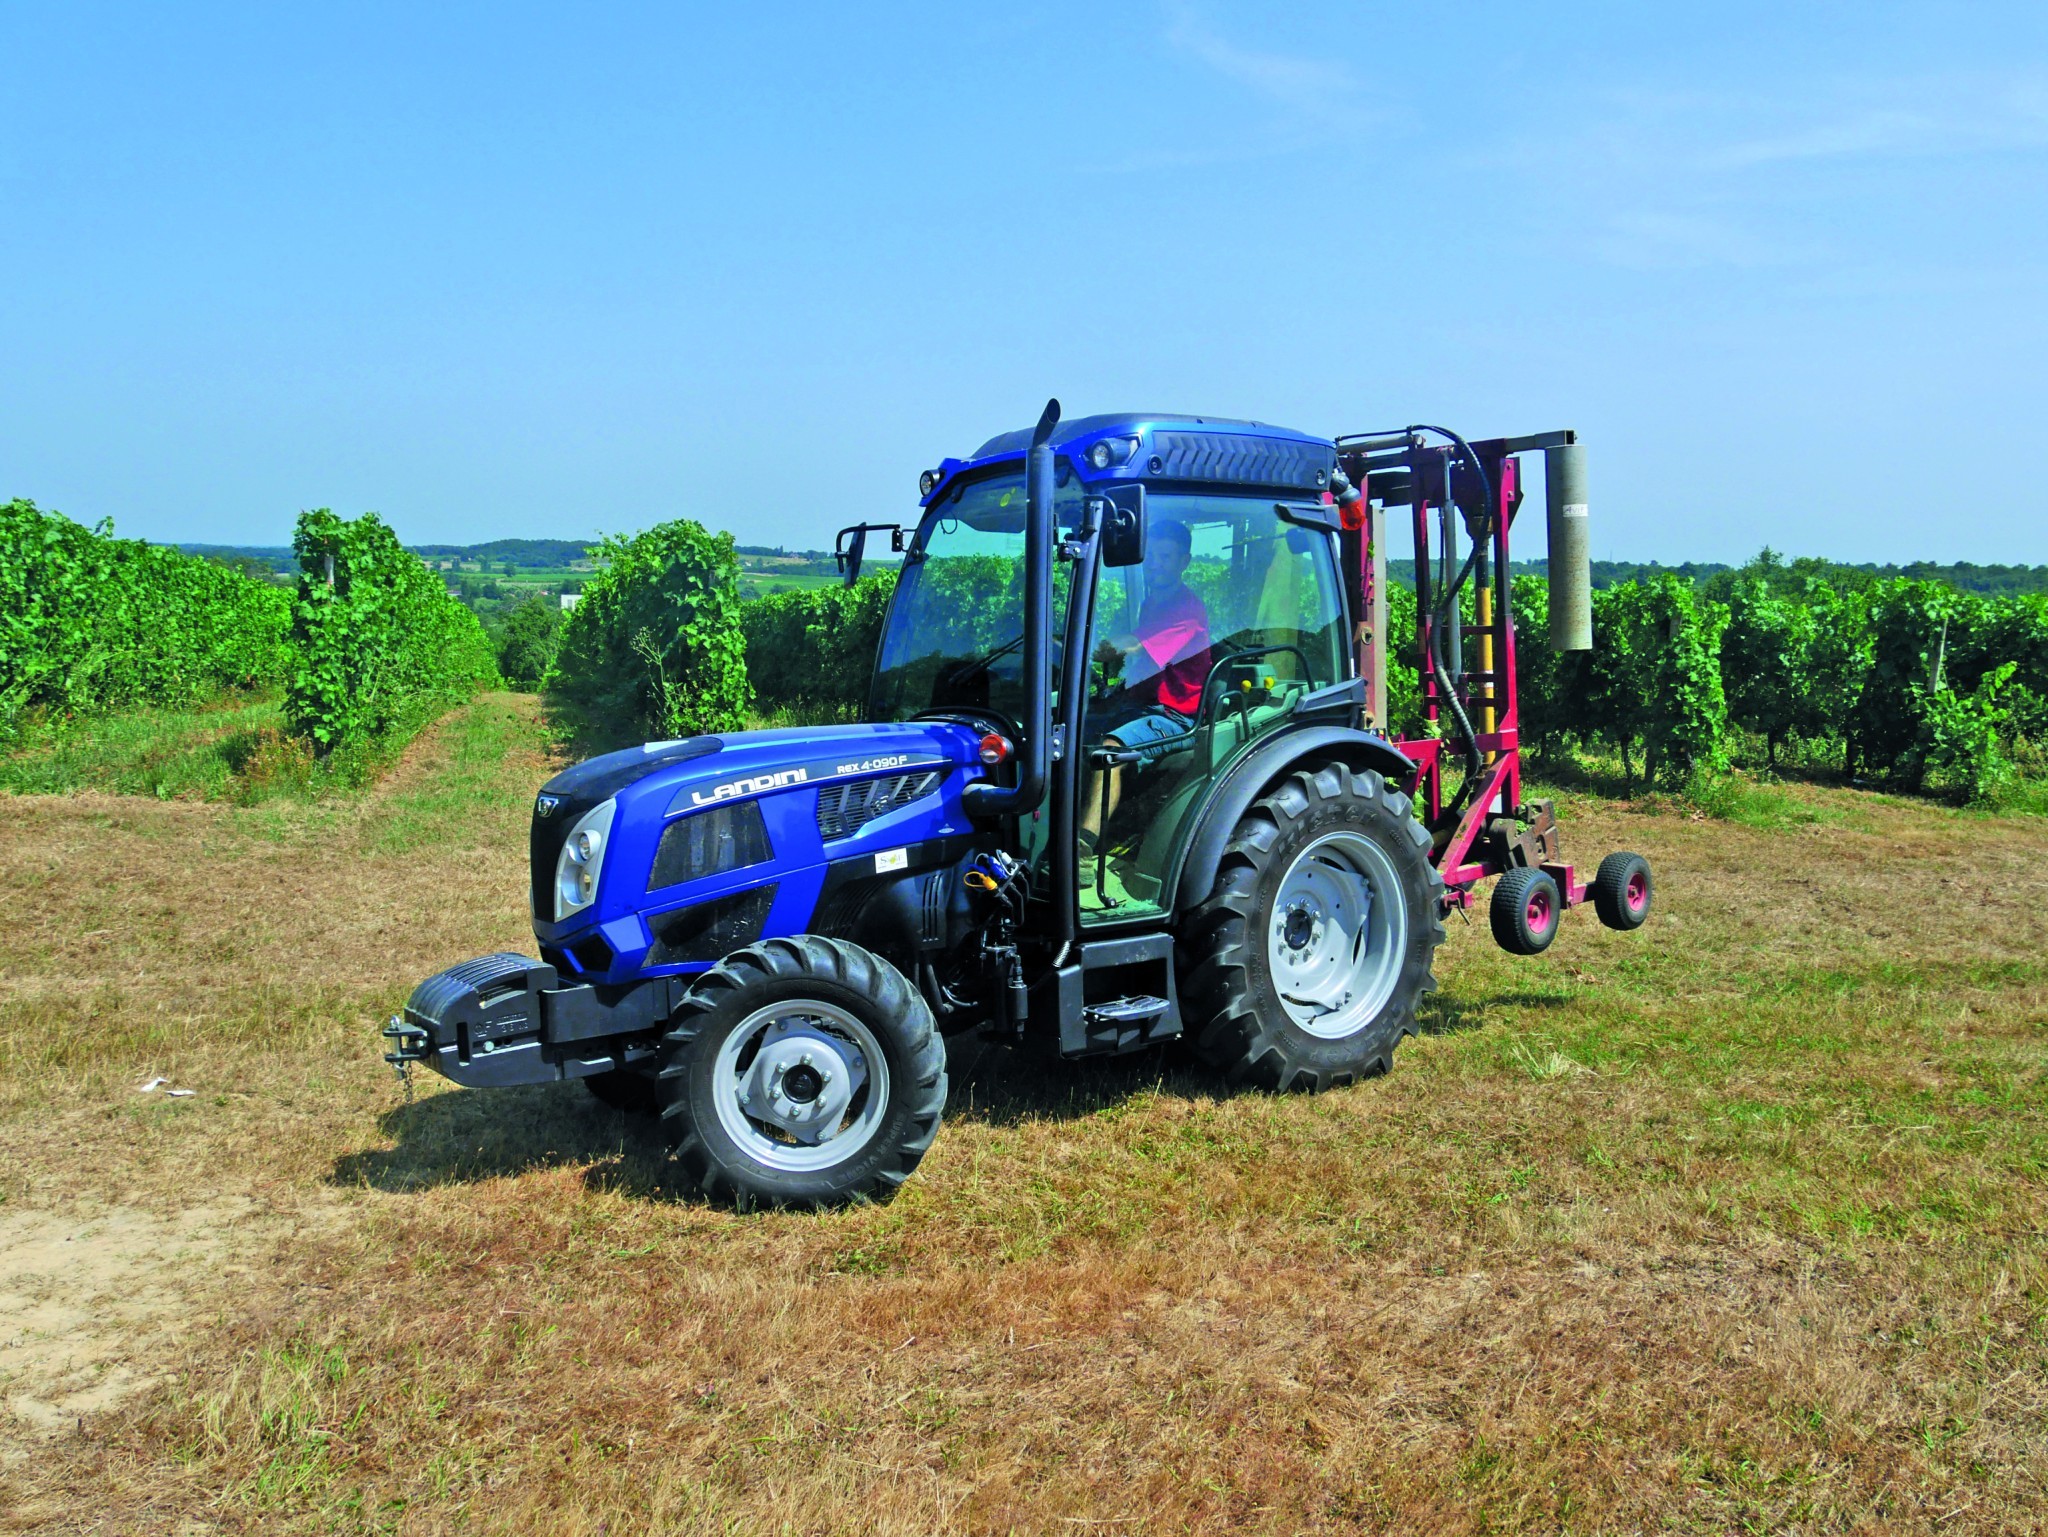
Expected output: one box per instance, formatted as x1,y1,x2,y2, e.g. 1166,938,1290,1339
1480,69,2048,271
1163,2,1356,132
1704,84,2048,169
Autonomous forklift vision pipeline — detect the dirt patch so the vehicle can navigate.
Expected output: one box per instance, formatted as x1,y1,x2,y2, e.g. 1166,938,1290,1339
0,1199,258,1451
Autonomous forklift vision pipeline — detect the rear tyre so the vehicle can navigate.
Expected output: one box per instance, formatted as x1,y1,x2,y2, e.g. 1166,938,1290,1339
1490,867,1561,955
583,1068,659,1116
1180,763,1445,1092
1592,852,1653,931
656,936,947,1210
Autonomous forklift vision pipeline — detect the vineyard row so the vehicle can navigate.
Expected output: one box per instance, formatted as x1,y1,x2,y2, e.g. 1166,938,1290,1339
2,501,496,757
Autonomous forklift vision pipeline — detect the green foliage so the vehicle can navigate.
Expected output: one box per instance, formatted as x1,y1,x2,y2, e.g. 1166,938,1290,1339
0,498,289,738
1911,660,2016,803
1635,576,1732,785
285,510,498,755
1545,575,1728,790
1849,579,1968,786
495,595,564,690
1719,576,1845,769
1379,578,1421,735
741,572,898,722
1525,559,2044,802
545,519,751,746
1507,575,1560,752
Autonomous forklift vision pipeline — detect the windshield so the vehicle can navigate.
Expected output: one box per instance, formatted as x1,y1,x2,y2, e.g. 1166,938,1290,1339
871,469,1087,724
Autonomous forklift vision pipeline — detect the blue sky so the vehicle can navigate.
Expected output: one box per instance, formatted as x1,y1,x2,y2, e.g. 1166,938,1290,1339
3,2,2045,564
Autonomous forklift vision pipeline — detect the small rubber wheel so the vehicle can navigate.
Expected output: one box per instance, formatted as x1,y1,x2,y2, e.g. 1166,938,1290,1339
1490,867,1561,955
657,936,946,1210
1592,852,1653,931
583,1069,659,1116
1179,762,1445,1092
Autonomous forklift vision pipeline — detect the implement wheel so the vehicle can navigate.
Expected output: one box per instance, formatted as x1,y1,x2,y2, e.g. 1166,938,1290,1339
1592,852,1653,931
1490,867,1561,955
1180,763,1445,1092
656,936,947,1210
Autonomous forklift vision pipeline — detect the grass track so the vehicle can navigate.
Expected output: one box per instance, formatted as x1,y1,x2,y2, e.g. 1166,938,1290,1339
1,694,2044,1533
0,690,285,801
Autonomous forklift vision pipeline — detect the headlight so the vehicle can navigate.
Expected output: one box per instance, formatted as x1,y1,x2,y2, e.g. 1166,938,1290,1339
554,798,617,921
1086,437,1136,470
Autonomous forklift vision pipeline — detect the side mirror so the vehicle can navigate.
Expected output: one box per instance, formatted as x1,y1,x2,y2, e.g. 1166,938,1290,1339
834,525,867,587
834,523,904,587
1096,483,1147,567
1275,499,1340,533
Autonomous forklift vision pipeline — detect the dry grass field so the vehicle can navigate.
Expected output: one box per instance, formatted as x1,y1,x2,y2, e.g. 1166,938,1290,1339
2,693,2044,1534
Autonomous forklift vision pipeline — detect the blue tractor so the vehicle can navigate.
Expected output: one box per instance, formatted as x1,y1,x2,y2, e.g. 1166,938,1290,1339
385,401,1650,1208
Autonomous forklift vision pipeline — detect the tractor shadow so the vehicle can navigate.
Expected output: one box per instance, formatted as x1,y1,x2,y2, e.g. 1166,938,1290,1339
332,990,1571,1195
330,1080,677,1199
330,1040,1194,1195
941,1034,1210,1129
1413,990,1571,1037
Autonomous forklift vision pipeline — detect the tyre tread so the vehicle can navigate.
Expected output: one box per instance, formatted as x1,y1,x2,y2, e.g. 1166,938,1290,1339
1179,762,1446,1093
655,934,946,1210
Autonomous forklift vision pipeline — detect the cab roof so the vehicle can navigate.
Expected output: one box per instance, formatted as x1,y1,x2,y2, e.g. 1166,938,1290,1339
920,412,1336,508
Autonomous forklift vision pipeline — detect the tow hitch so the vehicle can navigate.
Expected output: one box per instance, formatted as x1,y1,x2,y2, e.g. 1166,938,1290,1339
381,1015,429,1092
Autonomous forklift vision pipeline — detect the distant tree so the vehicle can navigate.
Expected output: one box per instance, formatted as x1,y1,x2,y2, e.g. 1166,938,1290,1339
502,560,517,579
206,552,279,583
496,595,563,690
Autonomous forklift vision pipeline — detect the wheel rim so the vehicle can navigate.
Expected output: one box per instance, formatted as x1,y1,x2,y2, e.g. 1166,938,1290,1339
1267,829,1410,1040
1526,884,1553,933
1626,869,1648,913
710,1000,890,1173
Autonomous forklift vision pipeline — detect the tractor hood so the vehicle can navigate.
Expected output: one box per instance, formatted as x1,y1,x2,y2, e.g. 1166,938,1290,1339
528,720,989,976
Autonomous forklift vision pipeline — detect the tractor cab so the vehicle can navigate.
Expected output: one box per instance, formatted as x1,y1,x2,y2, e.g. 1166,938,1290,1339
857,412,1360,932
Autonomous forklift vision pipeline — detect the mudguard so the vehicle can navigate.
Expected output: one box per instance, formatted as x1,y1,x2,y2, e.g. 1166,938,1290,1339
1170,725,1415,914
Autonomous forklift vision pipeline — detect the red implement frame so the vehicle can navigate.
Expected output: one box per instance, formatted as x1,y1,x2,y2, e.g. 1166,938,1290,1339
1336,430,1586,913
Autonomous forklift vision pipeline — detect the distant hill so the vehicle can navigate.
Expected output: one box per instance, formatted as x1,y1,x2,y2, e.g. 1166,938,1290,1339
408,538,595,567
171,541,2048,597
176,537,831,577
177,543,299,575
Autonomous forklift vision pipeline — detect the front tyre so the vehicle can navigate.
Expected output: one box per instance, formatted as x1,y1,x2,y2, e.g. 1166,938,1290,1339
1181,763,1445,1092
657,936,947,1210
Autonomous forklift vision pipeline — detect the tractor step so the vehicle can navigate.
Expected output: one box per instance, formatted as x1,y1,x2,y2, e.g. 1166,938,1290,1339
1086,994,1171,1025
1041,935,1186,1059
1078,995,1175,1056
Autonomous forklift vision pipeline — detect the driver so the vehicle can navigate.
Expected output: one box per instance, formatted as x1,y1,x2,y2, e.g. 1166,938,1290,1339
1080,519,1210,847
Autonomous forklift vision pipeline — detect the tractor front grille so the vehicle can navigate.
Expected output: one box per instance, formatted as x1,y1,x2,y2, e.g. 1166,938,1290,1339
815,770,942,841
648,801,772,892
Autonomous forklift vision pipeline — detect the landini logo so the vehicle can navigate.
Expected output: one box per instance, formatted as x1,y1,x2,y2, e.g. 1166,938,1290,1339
691,768,808,806
534,794,563,818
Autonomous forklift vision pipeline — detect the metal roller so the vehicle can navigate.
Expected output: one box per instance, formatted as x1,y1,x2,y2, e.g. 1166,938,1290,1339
1545,442,1592,652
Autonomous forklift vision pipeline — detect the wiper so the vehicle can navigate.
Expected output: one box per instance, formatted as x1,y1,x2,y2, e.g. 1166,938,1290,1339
945,633,1023,687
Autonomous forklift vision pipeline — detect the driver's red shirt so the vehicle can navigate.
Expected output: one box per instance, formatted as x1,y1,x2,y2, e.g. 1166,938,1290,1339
1131,583,1210,716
